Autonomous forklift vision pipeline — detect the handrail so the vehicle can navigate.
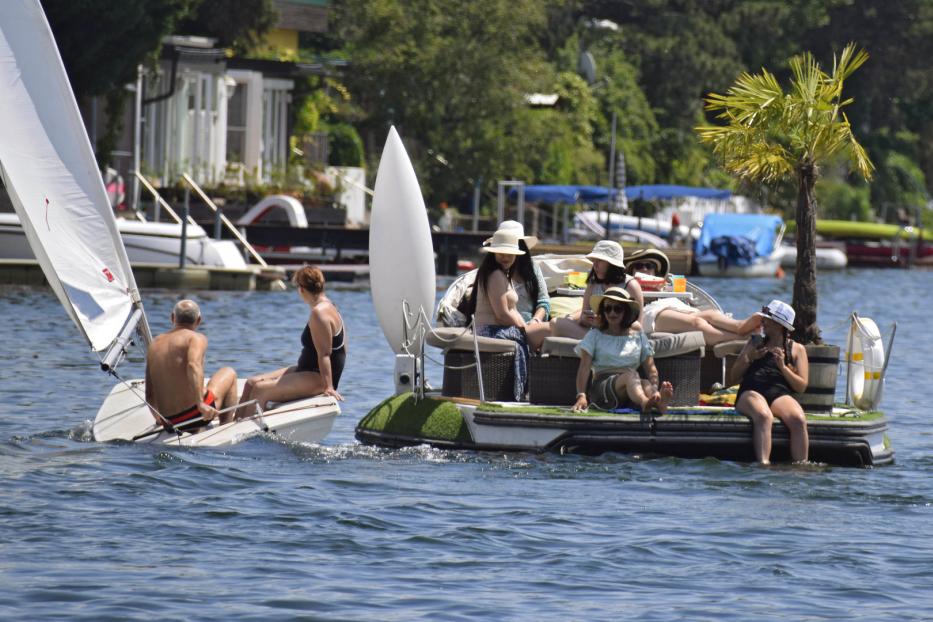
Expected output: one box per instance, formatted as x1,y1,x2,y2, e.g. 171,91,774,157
331,170,374,197
180,172,269,267
134,172,192,226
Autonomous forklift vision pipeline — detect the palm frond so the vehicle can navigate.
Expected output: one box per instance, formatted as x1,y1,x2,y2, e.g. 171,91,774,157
697,44,873,184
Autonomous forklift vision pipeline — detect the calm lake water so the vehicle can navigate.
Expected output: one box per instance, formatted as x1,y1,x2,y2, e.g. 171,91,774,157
0,269,930,620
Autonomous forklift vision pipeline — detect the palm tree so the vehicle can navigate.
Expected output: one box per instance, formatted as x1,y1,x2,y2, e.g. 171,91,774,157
696,43,874,344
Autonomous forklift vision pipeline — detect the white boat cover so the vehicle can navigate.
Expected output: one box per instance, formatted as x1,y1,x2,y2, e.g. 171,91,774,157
0,0,142,352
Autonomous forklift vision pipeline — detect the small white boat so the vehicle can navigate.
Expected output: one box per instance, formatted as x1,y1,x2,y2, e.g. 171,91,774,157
0,0,339,447
93,380,338,447
780,243,848,270
694,213,786,277
0,212,247,268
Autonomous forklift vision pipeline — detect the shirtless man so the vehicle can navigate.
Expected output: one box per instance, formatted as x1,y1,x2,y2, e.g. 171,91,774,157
144,300,238,433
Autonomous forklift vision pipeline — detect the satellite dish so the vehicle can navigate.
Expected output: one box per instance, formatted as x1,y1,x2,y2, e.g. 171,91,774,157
579,51,597,84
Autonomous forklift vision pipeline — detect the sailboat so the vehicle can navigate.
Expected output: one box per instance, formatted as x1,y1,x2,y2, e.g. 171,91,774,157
0,0,340,446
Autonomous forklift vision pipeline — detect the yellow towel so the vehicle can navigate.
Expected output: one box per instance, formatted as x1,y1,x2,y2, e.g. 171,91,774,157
699,385,738,406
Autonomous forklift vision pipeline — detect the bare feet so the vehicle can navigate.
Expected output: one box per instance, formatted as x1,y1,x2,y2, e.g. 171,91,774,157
657,381,674,414
641,391,661,414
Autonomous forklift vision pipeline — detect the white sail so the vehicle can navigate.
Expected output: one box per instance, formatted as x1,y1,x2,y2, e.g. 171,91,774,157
369,127,436,354
0,0,146,353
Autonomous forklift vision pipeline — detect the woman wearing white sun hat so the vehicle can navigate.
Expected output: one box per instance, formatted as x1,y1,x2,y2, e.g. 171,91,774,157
467,227,551,401
552,239,644,340
488,220,550,324
729,300,810,464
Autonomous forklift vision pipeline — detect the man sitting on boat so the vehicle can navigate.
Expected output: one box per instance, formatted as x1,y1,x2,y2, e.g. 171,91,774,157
626,248,760,344
145,300,239,433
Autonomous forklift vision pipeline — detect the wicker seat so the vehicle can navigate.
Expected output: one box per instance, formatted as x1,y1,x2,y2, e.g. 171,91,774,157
528,354,579,405
528,333,705,406
653,350,702,405
442,350,515,401
428,327,518,401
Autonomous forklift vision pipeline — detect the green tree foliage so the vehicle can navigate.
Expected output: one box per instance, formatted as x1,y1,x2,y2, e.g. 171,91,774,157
44,0,193,99
326,122,365,167
698,44,873,344
175,0,278,52
816,179,871,221
332,0,561,201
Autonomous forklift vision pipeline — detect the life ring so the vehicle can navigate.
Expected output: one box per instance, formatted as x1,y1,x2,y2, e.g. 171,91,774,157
847,316,885,410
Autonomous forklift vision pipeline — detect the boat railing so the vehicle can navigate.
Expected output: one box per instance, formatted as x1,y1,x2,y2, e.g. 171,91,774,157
134,171,193,227
180,173,270,268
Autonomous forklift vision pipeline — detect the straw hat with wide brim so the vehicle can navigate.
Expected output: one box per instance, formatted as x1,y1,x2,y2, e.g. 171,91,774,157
485,220,539,249
590,286,641,327
586,240,625,268
756,299,795,331
480,230,526,255
626,248,670,277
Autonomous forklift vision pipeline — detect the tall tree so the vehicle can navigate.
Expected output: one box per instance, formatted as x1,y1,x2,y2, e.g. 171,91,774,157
333,0,578,203
697,44,873,344
44,0,193,100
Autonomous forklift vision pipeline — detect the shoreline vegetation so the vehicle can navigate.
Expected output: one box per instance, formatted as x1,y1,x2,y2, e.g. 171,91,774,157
43,1,933,233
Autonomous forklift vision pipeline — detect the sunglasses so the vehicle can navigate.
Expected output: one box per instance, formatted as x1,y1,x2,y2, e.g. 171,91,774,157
631,262,655,271
602,303,629,315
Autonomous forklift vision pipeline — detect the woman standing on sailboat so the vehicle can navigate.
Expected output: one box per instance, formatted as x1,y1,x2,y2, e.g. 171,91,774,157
239,266,347,415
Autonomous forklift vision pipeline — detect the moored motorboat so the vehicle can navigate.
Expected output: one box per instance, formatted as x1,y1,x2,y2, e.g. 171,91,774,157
0,212,247,268
354,130,894,468
694,213,785,277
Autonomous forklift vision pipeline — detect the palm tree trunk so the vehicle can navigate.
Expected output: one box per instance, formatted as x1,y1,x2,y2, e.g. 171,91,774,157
792,164,821,344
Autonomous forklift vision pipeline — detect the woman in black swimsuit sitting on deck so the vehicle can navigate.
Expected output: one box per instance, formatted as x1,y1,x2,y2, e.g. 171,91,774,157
239,266,346,415
730,300,809,464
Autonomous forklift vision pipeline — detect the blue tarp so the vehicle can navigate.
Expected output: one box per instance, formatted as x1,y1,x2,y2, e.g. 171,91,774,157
694,213,784,265
512,184,732,204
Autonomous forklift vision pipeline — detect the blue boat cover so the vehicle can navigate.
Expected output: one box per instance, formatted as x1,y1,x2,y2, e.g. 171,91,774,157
694,213,784,266
512,184,732,204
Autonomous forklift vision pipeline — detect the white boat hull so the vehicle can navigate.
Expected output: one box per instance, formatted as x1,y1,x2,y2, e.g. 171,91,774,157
92,379,340,447
780,244,848,270
695,249,783,277
0,213,246,268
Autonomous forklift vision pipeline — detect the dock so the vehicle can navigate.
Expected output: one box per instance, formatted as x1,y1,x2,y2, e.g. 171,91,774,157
239,224,692,275
0,259,288,291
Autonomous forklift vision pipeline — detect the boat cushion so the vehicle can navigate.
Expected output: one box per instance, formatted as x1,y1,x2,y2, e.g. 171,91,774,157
713,339,747,358
426,326,517,353
540,331,705,359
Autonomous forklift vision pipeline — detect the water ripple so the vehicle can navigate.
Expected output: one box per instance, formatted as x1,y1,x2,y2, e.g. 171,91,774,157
0,274,932,620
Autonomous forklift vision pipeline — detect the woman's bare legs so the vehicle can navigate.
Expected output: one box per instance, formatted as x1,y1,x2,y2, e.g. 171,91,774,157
770,395,809,462
697,310,761,336
551,316,588,339
736,391,774,464
525,321,552,351
653,311,741,344
239,368,329,417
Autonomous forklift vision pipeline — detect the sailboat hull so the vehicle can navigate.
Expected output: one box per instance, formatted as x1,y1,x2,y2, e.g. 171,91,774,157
93,379,340,447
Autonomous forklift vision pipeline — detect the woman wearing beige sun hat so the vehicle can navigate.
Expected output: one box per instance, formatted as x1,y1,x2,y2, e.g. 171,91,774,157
482,220,549,324
551,239,644,340
465,226,552,401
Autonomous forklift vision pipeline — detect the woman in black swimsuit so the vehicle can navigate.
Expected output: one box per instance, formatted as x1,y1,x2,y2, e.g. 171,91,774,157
239,266,347,416
729,300,810,464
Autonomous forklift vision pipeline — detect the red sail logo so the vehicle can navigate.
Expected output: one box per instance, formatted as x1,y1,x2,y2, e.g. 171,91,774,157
102,267,114,282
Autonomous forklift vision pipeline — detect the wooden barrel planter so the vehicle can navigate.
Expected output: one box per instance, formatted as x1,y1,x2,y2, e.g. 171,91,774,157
793,343,840,413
